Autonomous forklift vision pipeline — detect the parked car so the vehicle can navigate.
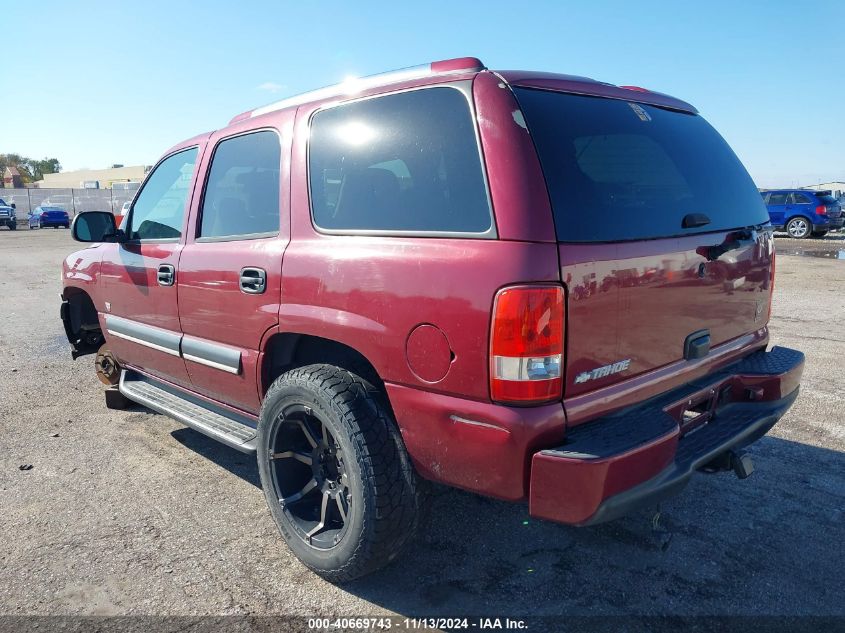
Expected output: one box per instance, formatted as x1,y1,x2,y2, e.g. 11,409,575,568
0,198,17,230
761,189,844,238
29,206,70,229
61,57,804,582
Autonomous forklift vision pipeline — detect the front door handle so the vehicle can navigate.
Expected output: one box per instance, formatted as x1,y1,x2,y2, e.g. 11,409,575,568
240,267,266,294
157,264,175,287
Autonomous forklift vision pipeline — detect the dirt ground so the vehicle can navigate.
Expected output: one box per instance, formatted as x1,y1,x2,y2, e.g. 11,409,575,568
0,228,843,618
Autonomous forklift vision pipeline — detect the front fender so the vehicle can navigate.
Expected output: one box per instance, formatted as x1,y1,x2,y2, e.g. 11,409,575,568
61,245,107,359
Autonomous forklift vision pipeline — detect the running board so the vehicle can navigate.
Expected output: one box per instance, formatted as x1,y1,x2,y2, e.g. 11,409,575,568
119,370,258,453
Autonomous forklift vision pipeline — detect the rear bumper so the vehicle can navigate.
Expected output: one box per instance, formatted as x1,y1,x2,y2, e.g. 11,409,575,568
529,346,804,526
815,216,844,230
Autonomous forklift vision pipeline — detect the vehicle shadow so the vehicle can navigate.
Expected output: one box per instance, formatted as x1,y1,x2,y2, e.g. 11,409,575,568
170,427,261,489
346,435,845,616
167,428,845,616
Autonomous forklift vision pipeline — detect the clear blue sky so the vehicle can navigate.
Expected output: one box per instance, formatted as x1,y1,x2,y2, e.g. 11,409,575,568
3,0,843,188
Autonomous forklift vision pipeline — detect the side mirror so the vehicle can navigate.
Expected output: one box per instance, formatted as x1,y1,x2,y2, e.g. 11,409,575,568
10,203,15,209
71,211,123,243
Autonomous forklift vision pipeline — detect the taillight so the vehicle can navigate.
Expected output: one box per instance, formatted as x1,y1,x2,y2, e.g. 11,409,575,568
490,285,564,404
816,204,827,215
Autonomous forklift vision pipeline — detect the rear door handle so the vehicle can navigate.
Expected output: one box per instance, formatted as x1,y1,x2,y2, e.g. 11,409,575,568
240,267,266,294
157,264,175,287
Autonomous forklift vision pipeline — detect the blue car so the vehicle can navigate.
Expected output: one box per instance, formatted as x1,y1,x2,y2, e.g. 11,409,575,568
761,189,844,239
28,206,70,229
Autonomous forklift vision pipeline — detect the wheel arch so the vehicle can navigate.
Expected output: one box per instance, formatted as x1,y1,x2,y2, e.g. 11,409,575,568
61,286,103,358
787,214,813,226
260,332,385,398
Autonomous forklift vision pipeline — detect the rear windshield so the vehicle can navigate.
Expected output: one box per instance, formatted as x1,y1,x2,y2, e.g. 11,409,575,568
815,194,838,205
514,88,769,242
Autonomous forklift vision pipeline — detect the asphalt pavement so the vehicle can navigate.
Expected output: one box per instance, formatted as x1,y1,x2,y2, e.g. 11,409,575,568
0,229,843,618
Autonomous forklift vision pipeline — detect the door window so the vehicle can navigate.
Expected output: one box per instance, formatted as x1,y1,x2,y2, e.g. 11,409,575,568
768,193,788,205
127,147,198,241
788,192,811,205
198,130,281,240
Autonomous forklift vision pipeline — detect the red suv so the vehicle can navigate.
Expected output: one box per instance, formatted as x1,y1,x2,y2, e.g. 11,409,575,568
61,57,804,581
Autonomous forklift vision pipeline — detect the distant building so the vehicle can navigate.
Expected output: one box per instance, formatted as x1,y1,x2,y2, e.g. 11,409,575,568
3,166,23,188
801,181,845,198
33,165,149,189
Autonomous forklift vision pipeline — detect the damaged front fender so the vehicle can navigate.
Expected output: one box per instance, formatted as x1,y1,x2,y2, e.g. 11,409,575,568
60,291,104,359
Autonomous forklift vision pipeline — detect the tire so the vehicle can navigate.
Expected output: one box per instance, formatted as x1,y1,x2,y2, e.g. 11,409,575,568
811,230,828,238
257,364,422,582
9,222,16,231
785,216,812,239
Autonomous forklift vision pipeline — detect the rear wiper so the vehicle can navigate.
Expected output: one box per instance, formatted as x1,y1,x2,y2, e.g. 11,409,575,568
700,229,758,262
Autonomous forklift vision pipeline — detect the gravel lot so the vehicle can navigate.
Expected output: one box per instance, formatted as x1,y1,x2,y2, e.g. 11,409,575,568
0,229,843,618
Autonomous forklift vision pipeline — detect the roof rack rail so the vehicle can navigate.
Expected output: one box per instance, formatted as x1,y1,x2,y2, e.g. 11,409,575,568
229,57,485,124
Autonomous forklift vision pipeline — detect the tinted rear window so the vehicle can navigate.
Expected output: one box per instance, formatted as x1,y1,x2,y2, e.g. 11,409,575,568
514,88,769,242
308,87,491,234
815,194,837,204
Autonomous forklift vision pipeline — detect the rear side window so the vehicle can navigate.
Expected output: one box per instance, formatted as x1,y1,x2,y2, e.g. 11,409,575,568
514,89,769,242
199,131,281,239
789,192,811,205
308,87,491,234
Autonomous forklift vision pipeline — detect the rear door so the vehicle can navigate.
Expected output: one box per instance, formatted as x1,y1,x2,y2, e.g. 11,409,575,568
787,191,813,220
99,144,205,389
514,88,773,406
177,119,291,413
766,192,788,226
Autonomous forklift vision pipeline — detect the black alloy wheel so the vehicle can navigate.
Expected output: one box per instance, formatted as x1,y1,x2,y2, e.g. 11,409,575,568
267,403,352,549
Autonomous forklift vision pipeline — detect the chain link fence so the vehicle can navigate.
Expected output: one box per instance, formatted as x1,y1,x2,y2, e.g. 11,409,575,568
0,185,140,218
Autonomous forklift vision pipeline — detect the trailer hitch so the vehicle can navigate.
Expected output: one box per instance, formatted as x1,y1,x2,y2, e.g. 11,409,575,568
700,449,754,479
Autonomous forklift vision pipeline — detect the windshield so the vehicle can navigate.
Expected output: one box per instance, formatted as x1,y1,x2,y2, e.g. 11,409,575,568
514,88,769,242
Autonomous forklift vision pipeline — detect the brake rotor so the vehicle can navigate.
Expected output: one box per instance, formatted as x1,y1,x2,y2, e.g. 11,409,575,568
94,346,121,386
